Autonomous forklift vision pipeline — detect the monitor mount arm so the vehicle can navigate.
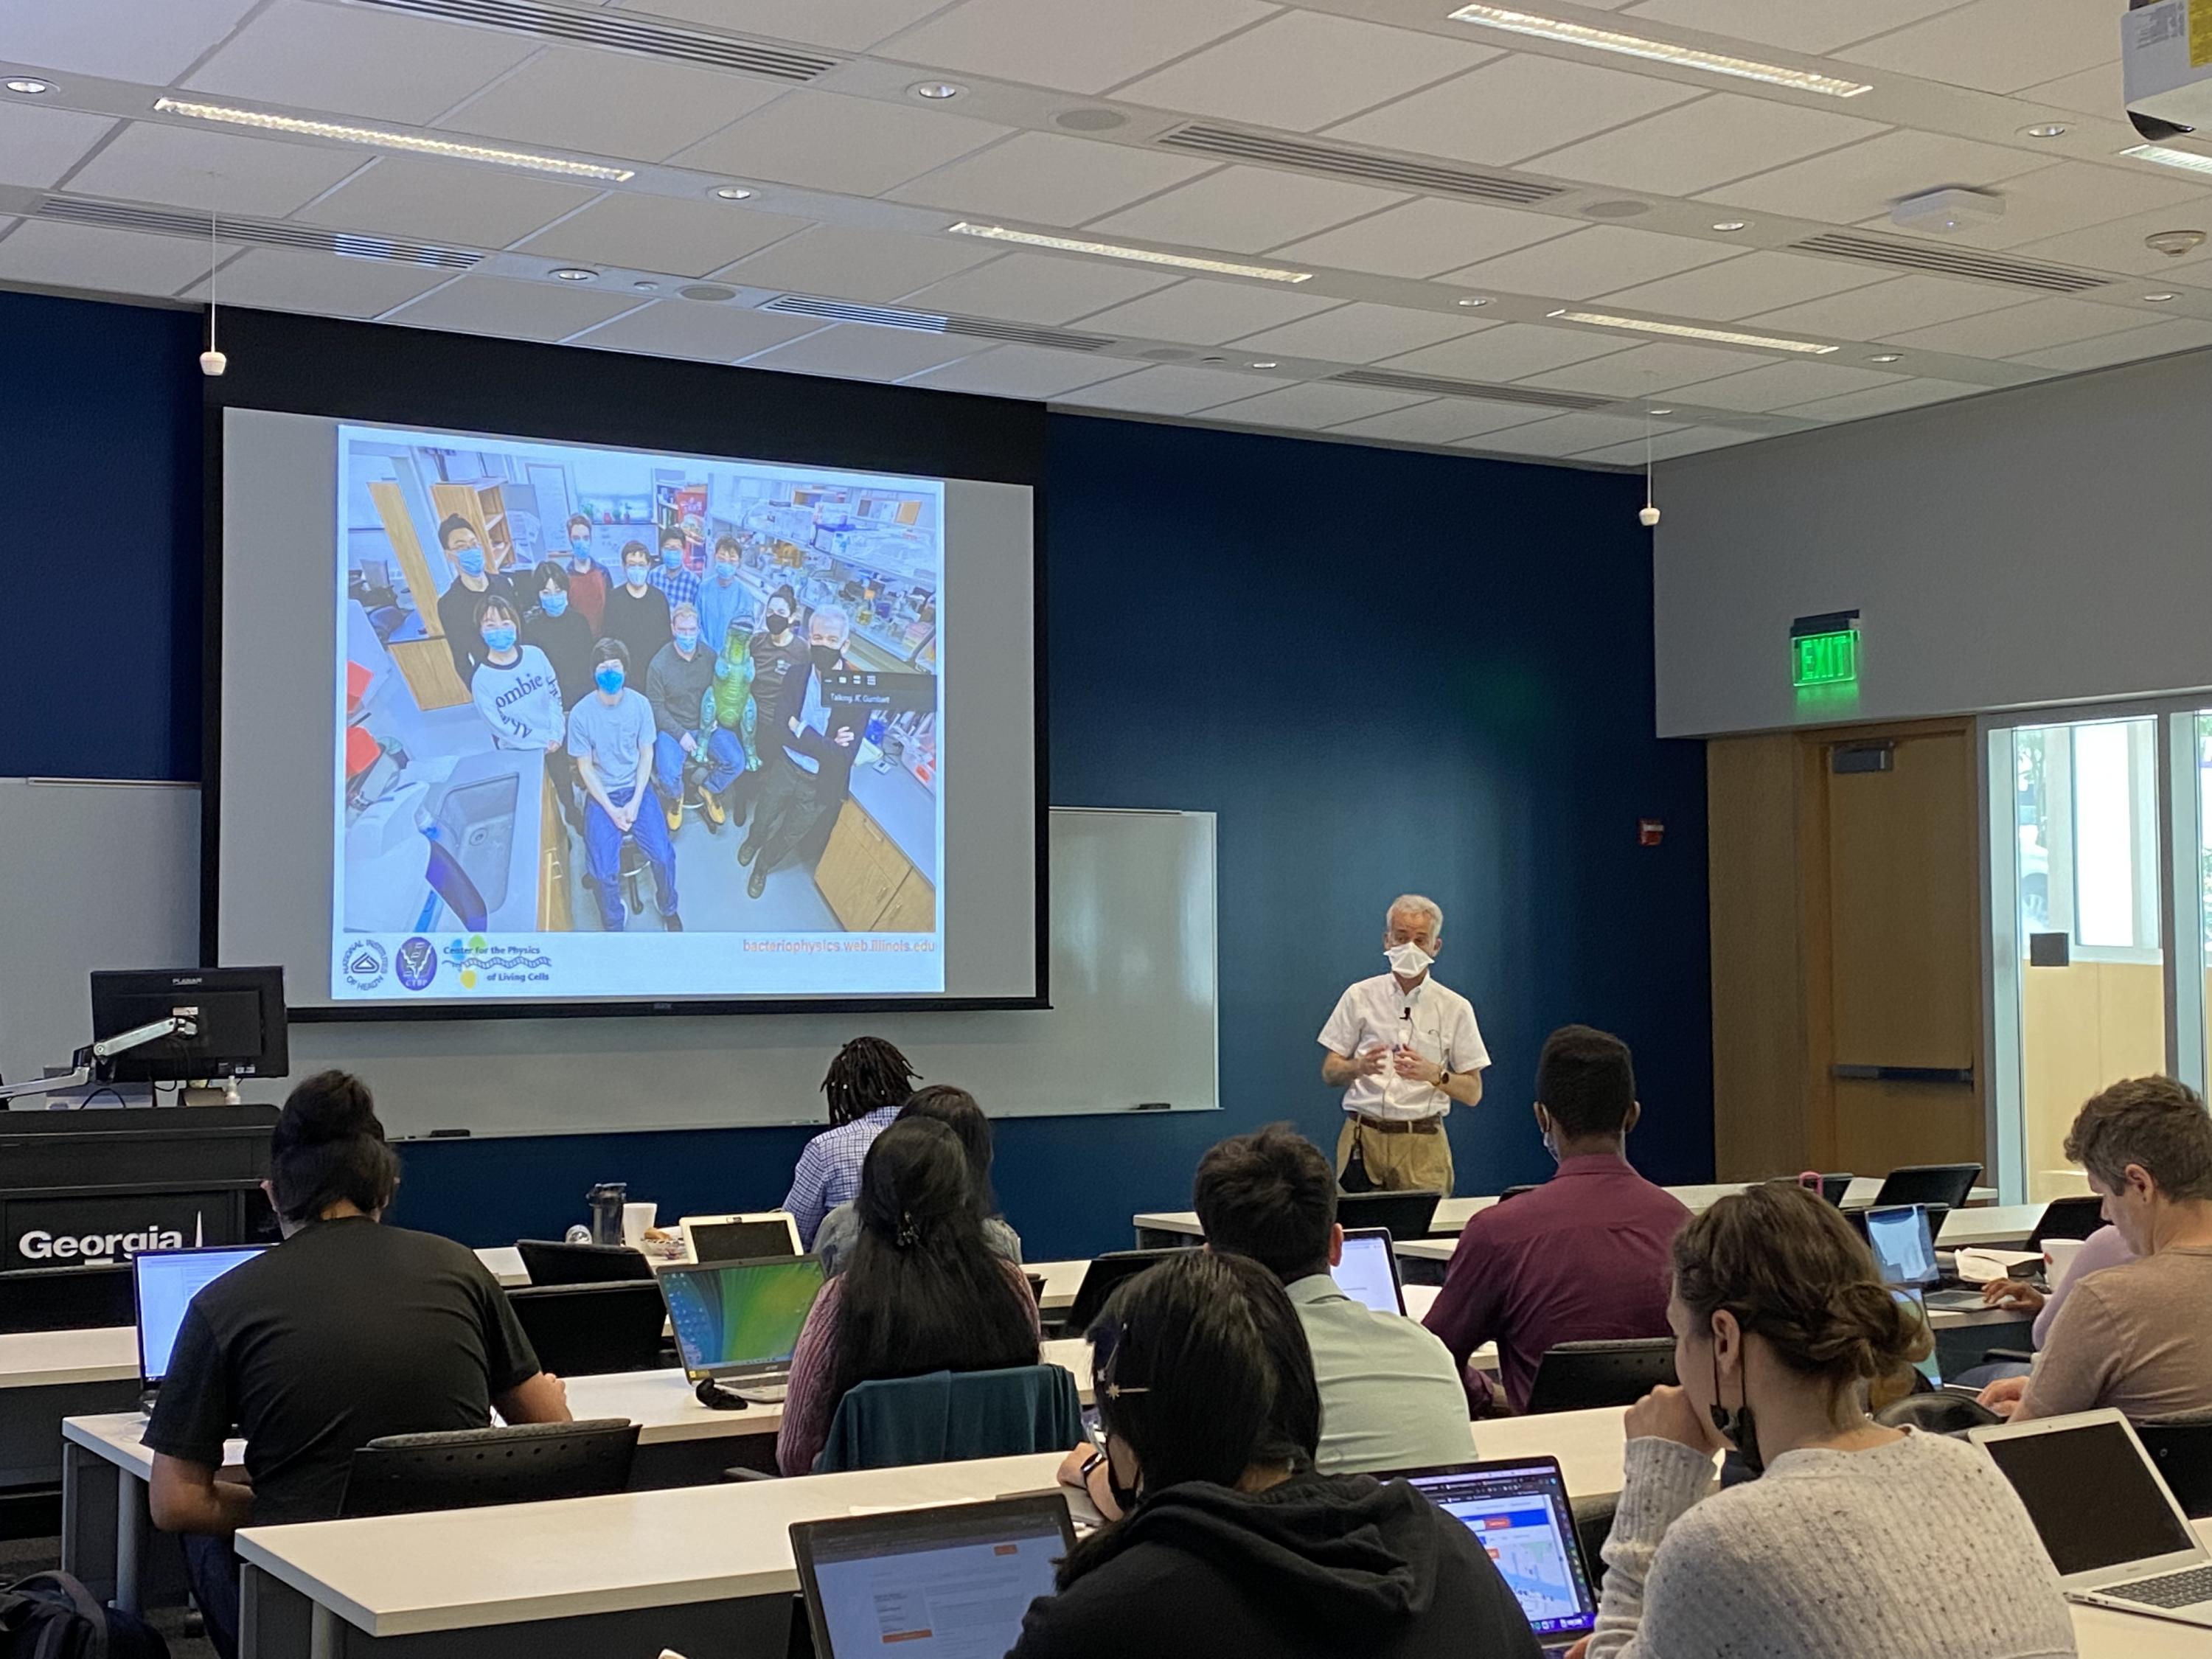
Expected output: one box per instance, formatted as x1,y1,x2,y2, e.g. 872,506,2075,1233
0,1012,201,1102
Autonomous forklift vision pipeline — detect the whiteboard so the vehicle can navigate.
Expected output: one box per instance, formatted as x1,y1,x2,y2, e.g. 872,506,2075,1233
0,785,1218,1137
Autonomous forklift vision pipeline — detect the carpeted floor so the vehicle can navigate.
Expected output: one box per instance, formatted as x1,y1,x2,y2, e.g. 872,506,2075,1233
1,1528,218,1658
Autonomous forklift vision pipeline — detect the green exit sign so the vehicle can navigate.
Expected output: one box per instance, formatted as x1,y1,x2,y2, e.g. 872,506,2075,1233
1792,627,1860,688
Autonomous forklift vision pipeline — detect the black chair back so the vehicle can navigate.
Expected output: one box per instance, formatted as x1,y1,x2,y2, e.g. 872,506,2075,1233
338,1419,639,1517
0,1265,135,1333
1873,1392,2000,1436
2028,1195,2104,1249
2140,1419,2212,1519
1496,1184,1540,1205
1525,1338,1677,1414
507,1281,668,1375
1869,1164,1981,1211
1067,1249,1182,1334
515,1239,654,1285
1335,1189,1443,1240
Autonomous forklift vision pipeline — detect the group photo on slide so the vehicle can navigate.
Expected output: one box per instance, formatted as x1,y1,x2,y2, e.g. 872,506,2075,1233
330,424,945,1002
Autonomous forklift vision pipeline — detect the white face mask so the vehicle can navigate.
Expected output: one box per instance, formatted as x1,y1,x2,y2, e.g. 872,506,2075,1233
1385,942,1434,979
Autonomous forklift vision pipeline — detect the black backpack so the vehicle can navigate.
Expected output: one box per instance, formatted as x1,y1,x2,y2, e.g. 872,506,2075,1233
0,1573,167,1659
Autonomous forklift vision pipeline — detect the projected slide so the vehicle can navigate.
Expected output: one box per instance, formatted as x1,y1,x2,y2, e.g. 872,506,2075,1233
330,422,946,1001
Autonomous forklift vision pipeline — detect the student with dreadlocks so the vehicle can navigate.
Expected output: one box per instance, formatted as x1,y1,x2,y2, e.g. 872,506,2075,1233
781,1036,920,1248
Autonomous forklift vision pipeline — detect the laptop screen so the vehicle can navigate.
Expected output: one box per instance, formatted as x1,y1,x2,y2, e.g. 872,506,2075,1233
1332,1229,1403,1315
685,1218,797,1264
658,1256,823,1380
1402,1461,1599,1641
1888,1288,1942,1386
1864,1205,1938,1290
798,1496,1071,1659
1980,1418,2199,1576
134,1246,267,1384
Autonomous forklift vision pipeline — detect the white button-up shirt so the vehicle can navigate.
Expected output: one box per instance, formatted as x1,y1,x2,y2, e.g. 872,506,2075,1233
1318,973,1491,1123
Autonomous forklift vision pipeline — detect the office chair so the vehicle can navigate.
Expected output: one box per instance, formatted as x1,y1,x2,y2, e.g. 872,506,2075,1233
2027,1194,2105,1249
1868,1164,1982,1212
515,1239,655,1285
338,1419,639,1517
1066,1250,1181,1334
1495,1184,1540,1205
1335,1189,1444,1240
1873,1393,2000,1436
811,1364,1084,1474
2138,1418,2212,1519
1524,1339,1678,1415
507,1282,669,1375
0,1264,136,1333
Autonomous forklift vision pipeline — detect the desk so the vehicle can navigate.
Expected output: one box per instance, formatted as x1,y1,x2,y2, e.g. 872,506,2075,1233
0,1326,140,1489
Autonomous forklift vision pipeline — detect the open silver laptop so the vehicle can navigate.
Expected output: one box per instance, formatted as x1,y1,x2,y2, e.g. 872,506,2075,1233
1972,1408,2212,1627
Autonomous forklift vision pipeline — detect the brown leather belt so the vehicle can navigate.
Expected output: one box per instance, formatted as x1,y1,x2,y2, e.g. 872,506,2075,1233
1351,1114,1443,1135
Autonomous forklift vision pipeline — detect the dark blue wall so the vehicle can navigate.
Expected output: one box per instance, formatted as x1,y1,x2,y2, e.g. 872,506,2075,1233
1,285,1712,1260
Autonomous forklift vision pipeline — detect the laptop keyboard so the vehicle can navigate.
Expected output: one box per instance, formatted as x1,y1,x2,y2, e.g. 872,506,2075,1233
2117,1566,2212,1608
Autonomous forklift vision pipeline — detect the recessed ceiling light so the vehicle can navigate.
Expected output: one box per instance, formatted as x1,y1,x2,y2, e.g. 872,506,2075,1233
2023,122,2067,139
712,185,754,201
1248,360,1279,369
1868,352,1902,363
633,279,658,291
551,268,595,282
1647,407,1673,416
909,81,965,100
1711,220,1748,232
1456,296,1492,307
1445,4,1872,96
4,78,55,95
945,222,1312,283
151,97,634,181
1548,307,1837,355
2123,142,2212,179
2144,291,2179,301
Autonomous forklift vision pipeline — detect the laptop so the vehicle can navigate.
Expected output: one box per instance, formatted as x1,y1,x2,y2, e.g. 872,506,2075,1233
1331,1226,1407,1315
1864,1205,1985,1311
132,1245,268,1405
1394,1458,1600,1656
657,1254,824,1403
791,1493,1074,1659
1972,1408,2212,1627
675,1211,800,1265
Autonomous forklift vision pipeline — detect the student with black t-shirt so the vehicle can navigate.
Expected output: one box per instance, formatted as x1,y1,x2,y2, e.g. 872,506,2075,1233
145,1072,569,1659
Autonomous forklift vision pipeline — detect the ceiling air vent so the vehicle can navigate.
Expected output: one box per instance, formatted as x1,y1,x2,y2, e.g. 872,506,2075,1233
1158,125,1567,206
761,294,1113,351
1331,368,1614,412
352,0,841,80
1791,231,2108,295
38,196,481,268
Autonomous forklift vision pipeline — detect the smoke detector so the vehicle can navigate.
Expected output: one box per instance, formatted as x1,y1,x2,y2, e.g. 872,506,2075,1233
1889,187,2004,234
2146,228,2208,257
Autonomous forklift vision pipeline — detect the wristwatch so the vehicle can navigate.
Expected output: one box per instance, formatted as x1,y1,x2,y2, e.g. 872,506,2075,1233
1436,1067,1453,1091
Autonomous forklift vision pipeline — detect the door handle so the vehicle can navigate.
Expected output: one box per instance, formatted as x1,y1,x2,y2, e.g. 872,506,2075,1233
1832,1064,1974,1085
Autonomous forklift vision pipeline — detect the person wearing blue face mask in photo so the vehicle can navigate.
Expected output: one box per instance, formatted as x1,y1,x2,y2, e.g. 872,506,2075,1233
646,602,742,835
696,533,753,673
567,638,681,933
602,540,672,679
435,515,513,682
524,565,594,831
650,526,701,615
554,512,609,634
467,597,563,754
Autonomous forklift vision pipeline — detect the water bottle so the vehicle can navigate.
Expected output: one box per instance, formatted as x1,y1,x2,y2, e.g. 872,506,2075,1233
587,1181,627,1245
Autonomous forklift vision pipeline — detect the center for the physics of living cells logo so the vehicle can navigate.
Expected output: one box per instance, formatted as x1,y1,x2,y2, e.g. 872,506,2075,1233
394,936,439,992
445,934,490,990
343,939,387,991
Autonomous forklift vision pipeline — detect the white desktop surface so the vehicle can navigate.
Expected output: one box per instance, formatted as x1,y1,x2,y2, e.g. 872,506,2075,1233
0,1326,137,1389
476,1247,526,1287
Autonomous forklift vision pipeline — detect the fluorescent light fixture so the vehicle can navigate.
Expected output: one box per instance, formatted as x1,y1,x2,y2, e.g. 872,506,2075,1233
945,222,1312,283
151,97,635,181
1547,307,1837,354
1445,5,1872,96
2123,142,2212,179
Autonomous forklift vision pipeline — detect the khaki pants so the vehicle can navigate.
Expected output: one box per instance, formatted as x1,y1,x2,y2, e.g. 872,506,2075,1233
1335,1116,1454,1195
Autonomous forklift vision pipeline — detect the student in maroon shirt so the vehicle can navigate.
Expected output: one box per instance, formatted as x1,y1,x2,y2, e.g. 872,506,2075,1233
1422,1025,1690,1413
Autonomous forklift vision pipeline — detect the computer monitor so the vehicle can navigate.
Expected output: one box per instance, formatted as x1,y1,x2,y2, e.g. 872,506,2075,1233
1331,1227,1405,1315
658,1255,824,1384
1863,1204,1939,1291
88,967,288,1083
677,1211,801,1265
133,1245,268,1386
1397,1458,1599,1653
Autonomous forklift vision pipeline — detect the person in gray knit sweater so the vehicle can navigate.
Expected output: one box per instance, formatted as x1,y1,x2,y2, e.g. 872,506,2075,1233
1583,1183,2077,1659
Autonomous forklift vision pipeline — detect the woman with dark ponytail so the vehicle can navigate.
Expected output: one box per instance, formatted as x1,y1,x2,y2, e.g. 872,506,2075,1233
777,1117,1039,1474
1585,1183,2075,1659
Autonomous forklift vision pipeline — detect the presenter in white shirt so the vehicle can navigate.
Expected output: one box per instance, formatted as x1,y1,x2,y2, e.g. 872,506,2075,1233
1317,894,1489,1195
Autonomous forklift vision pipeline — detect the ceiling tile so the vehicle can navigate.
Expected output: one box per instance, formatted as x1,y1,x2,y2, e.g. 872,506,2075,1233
1228,302,1484,364
1326,53,1702,168
183,1,535,125
177,246,454,318
1380,321,1630,381
0,0,259,84
897,254,1179,325
1203,381,1433,429
1666,359,1907,411
672,92,1009,198
1839,0,2118,94
1703,131,2050,224
1744,273,2031,339
1444,225,1741,301
2004,316,2212,372
1271,198,1572,280
900,346,1147,399
1057,362,1279,414
1576,425,1768,463
517,193,807,280
1780,377,1980,420
1089,166,1406,255
1111,12,1500,133
1326,397,1554,445
291,156,598,250
1931,161,2209,251
618,0,955,51
437,49,782,165
886,132,1217,225
1477,410,1683,456
2011,204,2212,279
1527,94,1886,199
740,324,984,380
0,219,233,297
565,300,826,362
716,224,996,303
1068,278,1341,344
0,102,118,190
1618,0,1970,55
1599,249,1887,320
64,120,366,218
1518,339,1781,395
386,276,648,341
2017,60,2124,119
879,0,1276,97
1888,295,2152,358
